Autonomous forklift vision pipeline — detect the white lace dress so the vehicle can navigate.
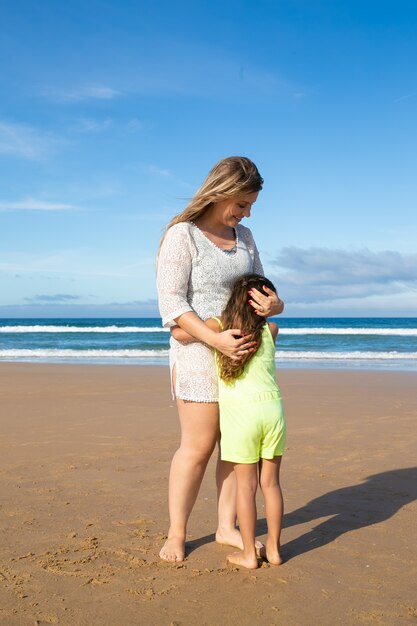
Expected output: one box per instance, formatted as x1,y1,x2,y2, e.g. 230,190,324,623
157,221,264,402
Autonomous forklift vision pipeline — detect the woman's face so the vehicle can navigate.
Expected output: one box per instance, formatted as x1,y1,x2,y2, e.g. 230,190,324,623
211,191,259,228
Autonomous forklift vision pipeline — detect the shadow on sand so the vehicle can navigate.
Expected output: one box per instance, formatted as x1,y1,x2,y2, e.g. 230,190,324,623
186,467,416,559
258,466,417,560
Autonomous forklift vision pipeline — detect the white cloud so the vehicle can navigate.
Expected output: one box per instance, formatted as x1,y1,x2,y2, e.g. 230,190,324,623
123,46,295,100
25,294,81,303
122,211,173,222
72,117,112,133
148,165,172,178
145,164,193,189
80,85,121,99
126,118,146,133
0,251,154,277
44,83,121,103
0,198,80,212
0,299,160,318
0,121,56,160
70,116,148,135
268,247,417,304
394,92,416,103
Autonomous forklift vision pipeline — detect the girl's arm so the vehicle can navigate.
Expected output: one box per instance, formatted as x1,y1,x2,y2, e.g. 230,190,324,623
268,321,279,342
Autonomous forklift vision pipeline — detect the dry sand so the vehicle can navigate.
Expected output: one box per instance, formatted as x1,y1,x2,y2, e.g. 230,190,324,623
0,363,416,625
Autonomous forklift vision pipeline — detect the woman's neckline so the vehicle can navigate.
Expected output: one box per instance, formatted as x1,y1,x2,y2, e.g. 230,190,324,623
189,221,238,253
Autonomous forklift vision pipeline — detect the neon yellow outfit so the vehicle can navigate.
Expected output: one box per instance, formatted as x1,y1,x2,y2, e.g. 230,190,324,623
214,320,286,464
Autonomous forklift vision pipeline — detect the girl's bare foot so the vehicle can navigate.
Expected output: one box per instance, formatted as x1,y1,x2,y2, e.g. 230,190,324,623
215,528,264,556
159,536,185,562
265,539,283,565
227,551,259,570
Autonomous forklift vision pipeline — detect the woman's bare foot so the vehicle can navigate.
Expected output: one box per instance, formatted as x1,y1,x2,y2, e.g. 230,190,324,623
227,550,259,570
215,528,264,556
159,536,185,562
265,539,283,565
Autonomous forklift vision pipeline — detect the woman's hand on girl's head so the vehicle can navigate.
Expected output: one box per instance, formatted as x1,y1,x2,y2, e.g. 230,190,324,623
212,329,256,361
249,285,284,317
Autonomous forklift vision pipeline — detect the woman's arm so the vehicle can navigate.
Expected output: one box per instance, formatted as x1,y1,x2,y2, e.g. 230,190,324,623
242,227,284,317
173,311,254,359
156,224,194,328
171,318,221,343
171,325,195,342
157,225,255,359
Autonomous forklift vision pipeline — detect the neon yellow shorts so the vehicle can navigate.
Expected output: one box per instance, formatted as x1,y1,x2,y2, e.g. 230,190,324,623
219,390,286,464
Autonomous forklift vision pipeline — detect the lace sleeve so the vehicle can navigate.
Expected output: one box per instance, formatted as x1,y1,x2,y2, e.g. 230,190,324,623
252,238,264,275
157,223,194,327
240,225,264,275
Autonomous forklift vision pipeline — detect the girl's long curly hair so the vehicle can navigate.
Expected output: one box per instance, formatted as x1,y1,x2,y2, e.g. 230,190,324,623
217,273,277,382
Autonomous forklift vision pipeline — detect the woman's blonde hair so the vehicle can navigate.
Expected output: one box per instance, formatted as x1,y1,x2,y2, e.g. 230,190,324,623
217,273,277,382
158,156,263,255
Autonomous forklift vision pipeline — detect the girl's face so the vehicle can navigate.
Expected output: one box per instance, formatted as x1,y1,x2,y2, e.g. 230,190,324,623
211,191,259,228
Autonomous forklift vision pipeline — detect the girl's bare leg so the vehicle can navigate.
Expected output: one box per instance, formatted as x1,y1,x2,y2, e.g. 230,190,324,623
226,463,259,569
215,456,240,545
216,453,264,553
159,399,219,562
259,456,283,565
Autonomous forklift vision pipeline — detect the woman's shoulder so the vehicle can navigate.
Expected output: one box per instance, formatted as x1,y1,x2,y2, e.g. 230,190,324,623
163,221,193,243
160,222,197,260
237,223,256,246
237,223,253,234
167,221,192,235
237,223,254,237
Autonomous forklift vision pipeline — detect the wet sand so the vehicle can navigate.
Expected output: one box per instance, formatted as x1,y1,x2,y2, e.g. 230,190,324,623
0,364,416,625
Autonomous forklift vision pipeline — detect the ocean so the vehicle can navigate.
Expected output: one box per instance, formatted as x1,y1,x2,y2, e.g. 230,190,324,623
1,317,416,371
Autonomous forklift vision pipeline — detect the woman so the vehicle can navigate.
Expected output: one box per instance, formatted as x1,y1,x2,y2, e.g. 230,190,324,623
156,156,284,562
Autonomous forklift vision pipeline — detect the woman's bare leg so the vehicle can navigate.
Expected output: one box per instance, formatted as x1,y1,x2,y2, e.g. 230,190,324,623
159,399,219,562
259,456,283,565
226,463,259,569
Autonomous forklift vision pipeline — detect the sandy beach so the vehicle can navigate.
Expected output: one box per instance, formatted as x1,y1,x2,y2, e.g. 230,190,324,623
0,363,416,625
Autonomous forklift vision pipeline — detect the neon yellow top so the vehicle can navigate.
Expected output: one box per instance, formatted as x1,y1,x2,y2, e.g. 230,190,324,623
213,319,279,403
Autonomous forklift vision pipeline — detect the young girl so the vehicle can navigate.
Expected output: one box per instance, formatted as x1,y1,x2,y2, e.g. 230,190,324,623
171,273,286,569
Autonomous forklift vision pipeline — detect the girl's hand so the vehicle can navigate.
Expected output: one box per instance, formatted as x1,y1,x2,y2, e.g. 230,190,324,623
212,329,256,361
249,285,284,317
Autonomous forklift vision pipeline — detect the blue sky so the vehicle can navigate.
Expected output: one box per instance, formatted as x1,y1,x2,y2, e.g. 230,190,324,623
1,0,416,317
